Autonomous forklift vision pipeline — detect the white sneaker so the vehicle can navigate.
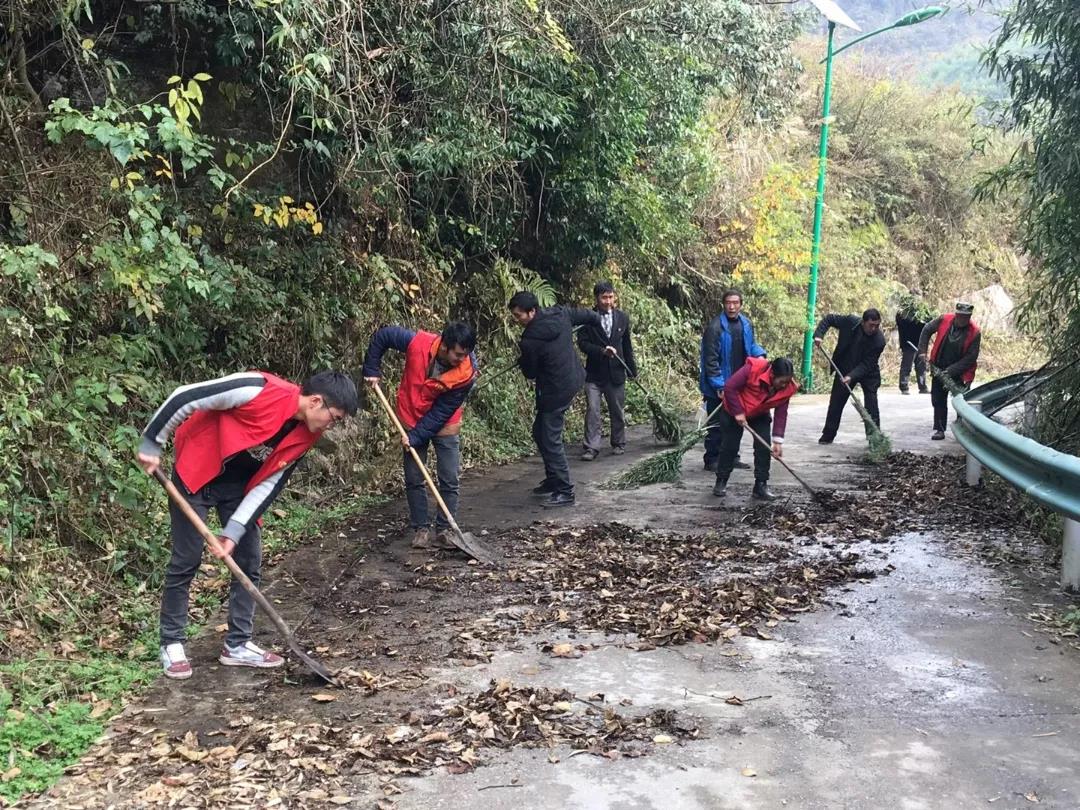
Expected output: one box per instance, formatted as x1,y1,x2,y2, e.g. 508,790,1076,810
160,643,193,680
218,641,284,668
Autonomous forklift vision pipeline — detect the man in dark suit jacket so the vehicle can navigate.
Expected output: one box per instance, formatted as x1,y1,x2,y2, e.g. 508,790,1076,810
577,281,637,461
813,308,886,444
509,291,601,508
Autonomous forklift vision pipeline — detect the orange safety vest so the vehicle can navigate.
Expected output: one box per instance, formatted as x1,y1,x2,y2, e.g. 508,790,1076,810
930,314,980,384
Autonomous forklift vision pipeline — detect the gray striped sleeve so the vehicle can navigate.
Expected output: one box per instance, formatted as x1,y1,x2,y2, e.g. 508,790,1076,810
139,372,267,456
221,463,297,541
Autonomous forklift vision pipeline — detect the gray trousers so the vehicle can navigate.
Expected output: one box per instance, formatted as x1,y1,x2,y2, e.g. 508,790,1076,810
584,381,626,451
404,434,460,529
160,475,261,649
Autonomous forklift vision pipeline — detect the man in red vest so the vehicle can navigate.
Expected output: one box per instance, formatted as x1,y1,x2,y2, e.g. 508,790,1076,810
136,371,358,680
363,322,478,548
917,302,982,440
712,357,798,501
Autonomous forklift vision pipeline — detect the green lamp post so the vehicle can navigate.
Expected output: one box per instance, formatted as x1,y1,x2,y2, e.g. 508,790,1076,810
799,2,946,390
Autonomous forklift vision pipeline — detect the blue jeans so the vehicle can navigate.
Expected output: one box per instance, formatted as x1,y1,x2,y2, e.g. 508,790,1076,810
404,434,460,528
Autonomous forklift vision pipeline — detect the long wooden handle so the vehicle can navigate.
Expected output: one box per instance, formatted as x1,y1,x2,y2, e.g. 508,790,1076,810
742,424,819,499
611,352,650,397
152,468,296,640
369,381,464,534
814,341,858,399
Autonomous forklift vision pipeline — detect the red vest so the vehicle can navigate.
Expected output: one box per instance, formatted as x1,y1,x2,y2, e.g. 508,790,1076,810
725,357,797,420
397,331,476,434
174,372,319,494
930,314,980,384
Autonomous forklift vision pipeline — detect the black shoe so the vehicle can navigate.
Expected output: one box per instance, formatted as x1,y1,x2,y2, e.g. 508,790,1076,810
531,481,555,496
611,446,625,456
580,449,599,461
541,492,576,508
703,460,718,473
818,436,833,445
900,387,910,395
919,387,930,395
751,480,777,501
931,430,945,441
712,478,728,497
733,459,750,470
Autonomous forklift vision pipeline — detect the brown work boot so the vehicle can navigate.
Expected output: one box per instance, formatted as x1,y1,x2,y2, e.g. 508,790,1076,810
411,527,433,549
433,529,459,550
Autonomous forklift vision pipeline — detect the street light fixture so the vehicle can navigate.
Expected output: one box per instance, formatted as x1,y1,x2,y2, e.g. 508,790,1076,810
799,3,946,391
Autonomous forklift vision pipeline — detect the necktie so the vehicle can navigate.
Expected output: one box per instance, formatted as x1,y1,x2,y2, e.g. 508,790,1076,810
602,312,612,338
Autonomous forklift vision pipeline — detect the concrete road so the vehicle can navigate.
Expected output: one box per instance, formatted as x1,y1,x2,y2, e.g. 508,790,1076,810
398,390,1080,810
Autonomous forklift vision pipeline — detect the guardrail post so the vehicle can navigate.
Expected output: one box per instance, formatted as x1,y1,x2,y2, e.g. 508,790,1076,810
1064,518,1080,592
964,401,982,487
1024,391,1038,434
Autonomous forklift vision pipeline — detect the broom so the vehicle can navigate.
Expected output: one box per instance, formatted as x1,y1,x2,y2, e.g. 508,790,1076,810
602,402,723,489
611,354,683,444
814,342,892,462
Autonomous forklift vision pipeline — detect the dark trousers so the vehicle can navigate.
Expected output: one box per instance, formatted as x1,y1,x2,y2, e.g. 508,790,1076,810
900,346,928,391
403,434,460,529
821,377,880,440
584,381,626,451
533,403,573,495
931,375,967,432
715,410,772,482
703,396,743,466
160,475,261,649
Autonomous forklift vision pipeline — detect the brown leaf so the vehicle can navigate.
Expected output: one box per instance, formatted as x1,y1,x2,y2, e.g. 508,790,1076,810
311,693,337,702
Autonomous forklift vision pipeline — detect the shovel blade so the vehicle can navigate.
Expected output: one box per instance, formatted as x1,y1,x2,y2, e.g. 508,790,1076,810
288,640,338,685
448,530,497,565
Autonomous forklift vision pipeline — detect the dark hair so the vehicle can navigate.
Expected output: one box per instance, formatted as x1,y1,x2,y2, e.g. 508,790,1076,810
722,288,743,304
862,308,882,322
508,291,539,312
302,371,358,416
441,320,477,352
771,357,795,378
594,280,615,297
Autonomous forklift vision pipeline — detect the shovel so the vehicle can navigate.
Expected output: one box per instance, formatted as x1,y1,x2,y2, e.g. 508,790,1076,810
152,468,338,684
741,423,827,503
369,381,497,564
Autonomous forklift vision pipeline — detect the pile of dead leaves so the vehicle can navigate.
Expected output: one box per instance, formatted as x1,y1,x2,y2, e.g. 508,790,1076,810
41,679,696,808
416,523,879,656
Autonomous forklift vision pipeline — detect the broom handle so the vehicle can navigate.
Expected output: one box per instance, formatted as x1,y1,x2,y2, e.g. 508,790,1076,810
476,327,585,389
814,341,861,401
742,423,819,499
611,352,650,398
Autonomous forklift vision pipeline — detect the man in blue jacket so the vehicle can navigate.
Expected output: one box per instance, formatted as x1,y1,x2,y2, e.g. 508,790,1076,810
699,288,766,471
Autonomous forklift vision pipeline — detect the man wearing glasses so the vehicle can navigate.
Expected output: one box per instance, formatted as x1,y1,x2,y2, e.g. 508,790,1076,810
136,370,358,680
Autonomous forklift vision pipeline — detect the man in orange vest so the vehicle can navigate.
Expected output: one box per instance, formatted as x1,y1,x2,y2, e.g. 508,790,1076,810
917,302,982,440
137,371,358,679
712,357,798,501
363,322,478,548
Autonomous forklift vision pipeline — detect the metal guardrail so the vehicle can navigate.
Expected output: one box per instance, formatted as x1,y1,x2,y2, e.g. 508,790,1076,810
950,372,1080,590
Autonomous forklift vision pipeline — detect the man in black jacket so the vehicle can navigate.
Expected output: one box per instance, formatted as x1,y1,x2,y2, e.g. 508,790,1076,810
577,281,637,461
895,303,929,395
510,291,601,507
813,309,886,444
